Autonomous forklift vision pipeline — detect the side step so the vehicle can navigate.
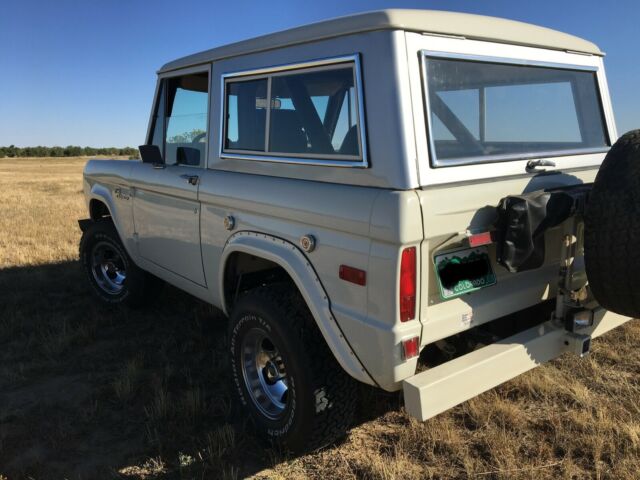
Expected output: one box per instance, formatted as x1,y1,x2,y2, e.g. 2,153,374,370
403,310,630,421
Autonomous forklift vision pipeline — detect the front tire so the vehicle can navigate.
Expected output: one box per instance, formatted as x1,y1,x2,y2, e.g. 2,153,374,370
228,285,357,453
79,220,158,306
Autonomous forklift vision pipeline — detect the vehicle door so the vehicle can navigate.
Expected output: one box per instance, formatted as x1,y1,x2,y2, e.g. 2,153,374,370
131,66,210,286
405,34,614,343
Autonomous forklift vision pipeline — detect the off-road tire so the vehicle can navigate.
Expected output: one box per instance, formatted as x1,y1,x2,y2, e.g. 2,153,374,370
585,129,640,317
79,219,159,307
228,285,357,453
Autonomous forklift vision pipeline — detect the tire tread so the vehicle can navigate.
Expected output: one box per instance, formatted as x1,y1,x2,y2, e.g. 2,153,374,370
231,284,357,452
585,130,640,317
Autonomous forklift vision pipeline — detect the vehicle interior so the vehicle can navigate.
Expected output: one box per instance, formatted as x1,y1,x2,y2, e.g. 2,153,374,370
163,72,209,167
225,65,360,158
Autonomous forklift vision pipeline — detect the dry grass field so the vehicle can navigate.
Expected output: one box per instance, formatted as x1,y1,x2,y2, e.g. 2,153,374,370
0,157,639,479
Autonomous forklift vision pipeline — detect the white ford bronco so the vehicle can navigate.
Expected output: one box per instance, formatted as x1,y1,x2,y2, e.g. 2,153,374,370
79,10,640,452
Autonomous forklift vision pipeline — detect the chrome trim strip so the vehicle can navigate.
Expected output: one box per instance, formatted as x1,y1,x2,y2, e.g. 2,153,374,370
219,152,367,168
353,55,369,166
433,147,610,168
264,76,272,152
145,78,162,146
219,54,368,168
218,66,227,164
422,50,600,71
420,50,608,168
223,148,360,161
221,54,358,78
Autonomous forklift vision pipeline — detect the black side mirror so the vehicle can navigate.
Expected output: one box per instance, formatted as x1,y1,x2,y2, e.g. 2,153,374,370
139,145,164,164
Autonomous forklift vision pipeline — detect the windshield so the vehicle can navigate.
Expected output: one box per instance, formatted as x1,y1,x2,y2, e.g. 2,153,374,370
423,55,610,166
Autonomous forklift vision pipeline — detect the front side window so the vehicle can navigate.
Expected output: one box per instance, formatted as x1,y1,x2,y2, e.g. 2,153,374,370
424,55,609,166
222,59,364,162
164,72,209,166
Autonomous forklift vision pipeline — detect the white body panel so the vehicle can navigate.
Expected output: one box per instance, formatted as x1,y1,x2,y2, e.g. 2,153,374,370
130,162,206,286
82,11,629,403
404,310,630,421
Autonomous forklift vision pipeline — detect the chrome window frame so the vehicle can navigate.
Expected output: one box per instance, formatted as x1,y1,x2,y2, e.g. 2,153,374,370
219,55,368,168
420,50,611,168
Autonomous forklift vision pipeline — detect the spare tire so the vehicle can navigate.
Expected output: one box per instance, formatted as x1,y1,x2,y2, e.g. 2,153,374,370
584,130,640,317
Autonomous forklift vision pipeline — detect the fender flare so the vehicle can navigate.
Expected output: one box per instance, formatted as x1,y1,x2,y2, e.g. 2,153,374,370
220,231,375,386
87,184,135,258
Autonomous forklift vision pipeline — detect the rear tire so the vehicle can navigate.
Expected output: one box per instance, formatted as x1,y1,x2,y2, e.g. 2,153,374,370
79,220,160,307
228,285,357,453
584,130,640,317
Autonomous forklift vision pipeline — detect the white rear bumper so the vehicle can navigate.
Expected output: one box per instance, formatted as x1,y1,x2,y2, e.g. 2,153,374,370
403,309,631,421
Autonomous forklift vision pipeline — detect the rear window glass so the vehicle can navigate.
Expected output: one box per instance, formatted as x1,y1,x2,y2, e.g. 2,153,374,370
423,55,609,166
222,61,363,162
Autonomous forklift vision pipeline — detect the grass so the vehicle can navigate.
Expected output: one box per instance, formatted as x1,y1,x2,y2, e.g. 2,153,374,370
0,156,639,479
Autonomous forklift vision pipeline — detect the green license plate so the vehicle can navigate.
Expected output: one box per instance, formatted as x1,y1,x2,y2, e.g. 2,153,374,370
435,246,497,300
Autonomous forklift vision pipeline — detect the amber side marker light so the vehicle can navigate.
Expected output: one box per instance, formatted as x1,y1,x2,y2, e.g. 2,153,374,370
468,231,493,248
402,336,420,360
399,247,417,322
339,265,367,286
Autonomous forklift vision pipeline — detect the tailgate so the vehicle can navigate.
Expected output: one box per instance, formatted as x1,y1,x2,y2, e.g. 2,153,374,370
416,170,598,345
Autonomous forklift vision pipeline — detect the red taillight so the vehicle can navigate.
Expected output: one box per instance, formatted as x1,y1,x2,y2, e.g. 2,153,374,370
399,247,417,322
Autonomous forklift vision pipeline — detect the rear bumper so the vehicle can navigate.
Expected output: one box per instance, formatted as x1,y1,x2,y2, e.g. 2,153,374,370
403,309,631,421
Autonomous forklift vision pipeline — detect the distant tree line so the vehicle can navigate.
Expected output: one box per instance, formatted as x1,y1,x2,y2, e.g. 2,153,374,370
0,145,140,158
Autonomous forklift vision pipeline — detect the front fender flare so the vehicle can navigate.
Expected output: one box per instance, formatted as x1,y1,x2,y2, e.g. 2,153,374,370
87,184,134,258
220,231,375,386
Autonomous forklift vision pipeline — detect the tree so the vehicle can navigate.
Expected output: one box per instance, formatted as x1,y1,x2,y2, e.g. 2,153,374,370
168,129,206,144
0,145,147,158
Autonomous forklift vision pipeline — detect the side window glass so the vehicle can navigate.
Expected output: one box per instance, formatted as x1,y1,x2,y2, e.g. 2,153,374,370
269,66,359,156
331,87,358,153
224,79,268,151
221,60,364,162
165,72,209,166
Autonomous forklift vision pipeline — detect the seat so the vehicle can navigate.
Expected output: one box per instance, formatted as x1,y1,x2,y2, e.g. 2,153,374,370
176,146,201,166
339,125,359,156
239,108,266,151
269,110,308,153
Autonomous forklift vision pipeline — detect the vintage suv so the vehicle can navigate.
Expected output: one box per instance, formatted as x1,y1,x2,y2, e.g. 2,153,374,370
79,10,640,452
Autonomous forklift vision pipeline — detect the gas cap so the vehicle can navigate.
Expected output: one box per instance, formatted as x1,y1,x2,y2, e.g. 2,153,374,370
223,215,235,231
300,235,316,252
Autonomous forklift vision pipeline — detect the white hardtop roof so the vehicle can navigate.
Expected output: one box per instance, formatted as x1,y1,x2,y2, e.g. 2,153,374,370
159,9,602,73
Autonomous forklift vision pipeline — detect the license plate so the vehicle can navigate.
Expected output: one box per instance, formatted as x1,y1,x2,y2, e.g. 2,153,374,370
435,246,497,300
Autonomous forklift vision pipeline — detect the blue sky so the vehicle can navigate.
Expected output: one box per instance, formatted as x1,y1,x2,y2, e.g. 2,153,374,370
1,0,638,147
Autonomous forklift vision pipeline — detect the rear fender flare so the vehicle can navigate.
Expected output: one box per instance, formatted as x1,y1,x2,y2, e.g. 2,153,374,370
220,231,375,386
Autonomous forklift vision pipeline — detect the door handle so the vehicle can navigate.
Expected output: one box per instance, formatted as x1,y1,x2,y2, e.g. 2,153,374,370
525,159,556,173
180,174,199,186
